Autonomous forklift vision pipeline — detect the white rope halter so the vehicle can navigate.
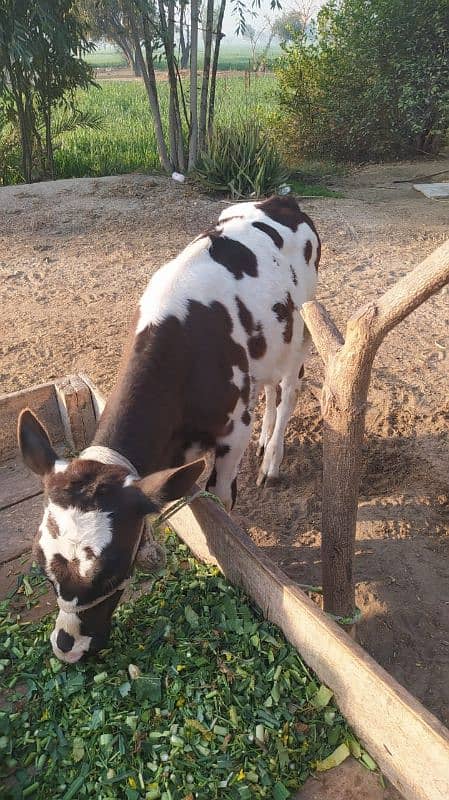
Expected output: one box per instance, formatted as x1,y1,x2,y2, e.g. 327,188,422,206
56,447,216,615
80,445,139,478
57,445,145,615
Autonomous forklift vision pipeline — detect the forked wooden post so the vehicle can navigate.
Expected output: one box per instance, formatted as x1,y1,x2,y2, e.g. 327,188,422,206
301,239,449,623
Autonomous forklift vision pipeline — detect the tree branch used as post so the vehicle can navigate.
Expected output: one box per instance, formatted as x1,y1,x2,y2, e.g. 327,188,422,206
301,239,449,627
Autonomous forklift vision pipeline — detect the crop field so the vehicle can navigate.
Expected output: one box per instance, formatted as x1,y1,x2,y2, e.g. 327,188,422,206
85,44,283,72
53,76,275,180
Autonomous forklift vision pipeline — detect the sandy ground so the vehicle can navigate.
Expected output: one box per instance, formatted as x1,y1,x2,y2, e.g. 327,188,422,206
1,162,448,735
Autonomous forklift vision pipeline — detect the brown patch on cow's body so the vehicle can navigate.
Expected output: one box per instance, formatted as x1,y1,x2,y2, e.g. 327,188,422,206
252,220,284,249
290,265,298,286
236,296,254,336
231,478,238,508
241,374,250,406
256,197,321,272
248,332,267,359
235,296,267,360
304,240,313,263
47,513,60,538
272,292,296,343
95,300,249,477
206,466,217,491
209,235,258,279
241,409,251,426
216,444,231,458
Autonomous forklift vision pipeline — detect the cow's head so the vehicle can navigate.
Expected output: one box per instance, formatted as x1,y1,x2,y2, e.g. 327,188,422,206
18,409,204,663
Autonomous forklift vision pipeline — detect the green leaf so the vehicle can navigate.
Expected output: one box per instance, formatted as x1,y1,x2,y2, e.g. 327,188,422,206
184,605,199,629
134,675,161,704
311,684,334,709
361,751,377,771
347,736,361,759
316,742,350,771
273,781,290,800
72,736,84,763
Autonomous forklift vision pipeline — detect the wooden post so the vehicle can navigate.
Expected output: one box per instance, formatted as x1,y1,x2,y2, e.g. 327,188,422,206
301,239,449,623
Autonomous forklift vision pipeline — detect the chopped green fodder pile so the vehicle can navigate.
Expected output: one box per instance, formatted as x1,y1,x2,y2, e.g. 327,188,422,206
0,534,366,800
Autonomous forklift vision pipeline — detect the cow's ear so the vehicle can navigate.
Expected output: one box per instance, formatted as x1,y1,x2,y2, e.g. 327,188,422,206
18,409,57,476
137,459,205,503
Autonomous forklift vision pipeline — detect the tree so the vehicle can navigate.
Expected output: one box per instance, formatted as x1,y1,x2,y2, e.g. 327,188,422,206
272,1,320,42
0,0,95,183
276,0,449,161
79,0,143,76
102,0,281,174
243,18,276,71
302,239,449,625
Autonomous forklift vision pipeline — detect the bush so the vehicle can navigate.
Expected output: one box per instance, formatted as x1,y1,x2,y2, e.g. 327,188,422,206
194,121,289,198
275,0,449,162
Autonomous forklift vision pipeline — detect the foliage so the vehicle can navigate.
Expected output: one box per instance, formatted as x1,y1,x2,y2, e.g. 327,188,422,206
275,0,449,162
0,534,357,800
0,75,276,183
0,0,95,182
195,120,288,198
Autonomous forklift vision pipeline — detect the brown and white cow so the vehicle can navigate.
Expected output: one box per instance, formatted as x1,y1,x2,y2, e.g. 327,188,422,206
18,195,320,662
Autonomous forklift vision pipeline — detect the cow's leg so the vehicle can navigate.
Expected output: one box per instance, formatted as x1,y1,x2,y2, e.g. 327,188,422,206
256,366,305,487
206,415,253,512
257,384,278,458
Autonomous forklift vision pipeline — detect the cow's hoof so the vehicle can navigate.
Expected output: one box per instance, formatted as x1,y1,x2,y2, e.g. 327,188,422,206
257,466,280,488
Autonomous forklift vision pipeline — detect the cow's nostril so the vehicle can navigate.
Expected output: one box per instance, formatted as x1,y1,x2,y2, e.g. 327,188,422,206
56,629,75,653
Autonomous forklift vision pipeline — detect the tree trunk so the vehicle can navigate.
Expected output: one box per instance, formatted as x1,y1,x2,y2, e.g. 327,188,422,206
207,0,226,135
10,63,33,183
44,106,54,179
128,7,172,173
179,2,190,69
158,0,185,171
301,239,449,628
130,50,142,77
198,0,214,152
188,0,199,170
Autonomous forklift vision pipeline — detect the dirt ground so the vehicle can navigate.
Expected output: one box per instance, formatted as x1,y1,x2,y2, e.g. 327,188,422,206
1,161,448,736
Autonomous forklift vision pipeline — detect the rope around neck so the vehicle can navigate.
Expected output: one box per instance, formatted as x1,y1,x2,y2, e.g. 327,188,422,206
80,445,139,478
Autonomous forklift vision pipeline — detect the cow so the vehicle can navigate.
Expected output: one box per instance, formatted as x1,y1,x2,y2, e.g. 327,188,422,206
17,195,320,663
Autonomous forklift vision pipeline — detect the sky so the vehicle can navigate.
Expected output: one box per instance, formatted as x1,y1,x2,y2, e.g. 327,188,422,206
221,0,323,39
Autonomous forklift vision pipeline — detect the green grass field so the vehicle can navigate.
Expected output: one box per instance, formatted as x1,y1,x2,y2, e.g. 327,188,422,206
1,73,339,196
54,75,276,179
85,44,283,72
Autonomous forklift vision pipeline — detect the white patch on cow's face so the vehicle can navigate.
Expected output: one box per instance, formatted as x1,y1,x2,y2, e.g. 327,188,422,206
51,610,92,663
54,460,68,473
40,502,113,580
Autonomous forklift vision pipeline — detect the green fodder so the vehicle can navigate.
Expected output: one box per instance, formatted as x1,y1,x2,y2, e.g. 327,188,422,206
0,533,360,800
